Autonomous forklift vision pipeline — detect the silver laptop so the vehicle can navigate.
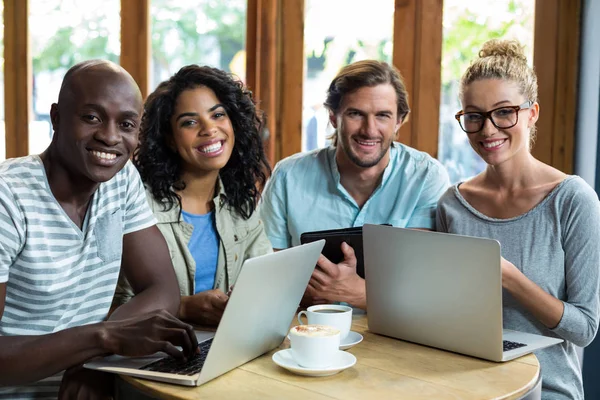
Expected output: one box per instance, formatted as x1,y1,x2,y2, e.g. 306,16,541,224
363,224,562,362
85,240,325,386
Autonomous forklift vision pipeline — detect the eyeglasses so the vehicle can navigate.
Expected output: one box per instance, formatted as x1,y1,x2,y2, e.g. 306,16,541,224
455,101,533,134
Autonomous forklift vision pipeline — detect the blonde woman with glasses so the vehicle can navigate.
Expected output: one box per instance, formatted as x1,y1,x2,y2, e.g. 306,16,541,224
436,39,600,400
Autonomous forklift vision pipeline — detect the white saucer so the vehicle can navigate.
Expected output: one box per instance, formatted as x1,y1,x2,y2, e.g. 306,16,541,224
272,349,356,377
340,331,363,350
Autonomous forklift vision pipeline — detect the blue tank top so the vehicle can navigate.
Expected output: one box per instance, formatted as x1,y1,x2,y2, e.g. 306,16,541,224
181,210,219,293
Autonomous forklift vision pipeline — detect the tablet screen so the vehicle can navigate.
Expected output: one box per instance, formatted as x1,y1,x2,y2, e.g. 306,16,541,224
300,227,365,278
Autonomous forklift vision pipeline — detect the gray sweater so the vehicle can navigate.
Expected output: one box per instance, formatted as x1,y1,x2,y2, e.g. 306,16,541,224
436,176,600,400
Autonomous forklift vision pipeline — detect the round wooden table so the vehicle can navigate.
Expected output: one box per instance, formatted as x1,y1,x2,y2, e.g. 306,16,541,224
119,314,540,400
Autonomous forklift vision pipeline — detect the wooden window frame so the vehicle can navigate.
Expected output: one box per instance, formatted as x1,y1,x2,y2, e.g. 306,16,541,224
2,0,582,174
275,0,581,172
393,0,443,158
533,0,581,173
121,0,151,99
4,0,31,159
277,0,303,160
246,0,278,165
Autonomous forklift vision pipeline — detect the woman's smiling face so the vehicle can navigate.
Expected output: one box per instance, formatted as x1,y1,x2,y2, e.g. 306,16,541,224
170,86,235,176
460,78,538,167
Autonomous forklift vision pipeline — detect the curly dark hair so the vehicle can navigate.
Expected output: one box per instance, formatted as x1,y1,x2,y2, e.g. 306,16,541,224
134,65,270,219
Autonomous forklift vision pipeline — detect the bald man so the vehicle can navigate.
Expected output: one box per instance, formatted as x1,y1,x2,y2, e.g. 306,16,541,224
0,60,198,399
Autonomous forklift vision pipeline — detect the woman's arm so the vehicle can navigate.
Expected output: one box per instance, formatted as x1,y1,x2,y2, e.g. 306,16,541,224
501,260,565,328
505,184,600,346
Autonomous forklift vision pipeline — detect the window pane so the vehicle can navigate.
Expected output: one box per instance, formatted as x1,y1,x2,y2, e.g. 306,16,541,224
438,0,535,183
30,0,120,155
0,1,4,161
150,0,247,90
303,0,394,152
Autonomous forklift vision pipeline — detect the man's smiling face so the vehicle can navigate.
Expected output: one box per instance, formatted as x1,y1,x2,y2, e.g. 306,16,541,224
50,66,143,184
332,83,402,169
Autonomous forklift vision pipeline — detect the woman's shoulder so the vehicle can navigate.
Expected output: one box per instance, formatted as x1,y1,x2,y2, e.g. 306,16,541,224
438,175,485,207
554,175,599,208
556,174,594,193
436,183,468,217
144,187,164,211
436,175,507,223
452,173,486,196
143,187,182,223
437,184,458,206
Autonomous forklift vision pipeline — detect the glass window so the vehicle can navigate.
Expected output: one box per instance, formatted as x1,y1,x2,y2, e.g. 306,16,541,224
302,0,394,152
438,0,535,183
29,0,120,155
150,0,247,90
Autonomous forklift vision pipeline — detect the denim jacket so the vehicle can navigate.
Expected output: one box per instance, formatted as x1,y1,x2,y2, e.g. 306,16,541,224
113,178,273,305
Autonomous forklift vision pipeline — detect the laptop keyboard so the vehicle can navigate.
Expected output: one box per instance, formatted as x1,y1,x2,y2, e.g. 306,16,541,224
503,340,527,352
140,338,214,375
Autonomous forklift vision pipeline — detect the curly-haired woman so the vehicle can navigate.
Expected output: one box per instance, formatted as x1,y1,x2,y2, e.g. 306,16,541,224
114,65,272,326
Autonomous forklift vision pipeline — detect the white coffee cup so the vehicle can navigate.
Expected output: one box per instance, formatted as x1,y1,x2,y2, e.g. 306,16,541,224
289,324,340,368
297,304,352,340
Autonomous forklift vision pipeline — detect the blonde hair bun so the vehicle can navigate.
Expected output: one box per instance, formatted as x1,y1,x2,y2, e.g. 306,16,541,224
478,39,528,63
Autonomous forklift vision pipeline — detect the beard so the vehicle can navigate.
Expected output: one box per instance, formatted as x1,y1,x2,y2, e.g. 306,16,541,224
339,134,392,168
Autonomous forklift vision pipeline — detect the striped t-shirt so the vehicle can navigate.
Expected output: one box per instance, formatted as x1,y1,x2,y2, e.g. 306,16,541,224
0,155,156,399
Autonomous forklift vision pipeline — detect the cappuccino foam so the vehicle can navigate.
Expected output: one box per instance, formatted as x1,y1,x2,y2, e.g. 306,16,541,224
291,324,339,337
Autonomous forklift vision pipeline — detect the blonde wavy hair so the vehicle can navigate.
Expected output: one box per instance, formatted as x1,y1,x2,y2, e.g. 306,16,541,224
460,39,538,144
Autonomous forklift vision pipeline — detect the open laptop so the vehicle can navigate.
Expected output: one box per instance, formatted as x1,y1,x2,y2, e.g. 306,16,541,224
363,224,563,362
84,240,325,386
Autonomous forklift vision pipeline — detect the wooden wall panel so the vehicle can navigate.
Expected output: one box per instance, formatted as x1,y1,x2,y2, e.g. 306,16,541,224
551,0,580,173
246,0,259,95
392,0,417,147
277,0,304,160
4,0,31,159
246,0,278,166
532,1,558,167
392,0,443,157
412,0,443,157
258,0,277,165
533,0,581,173
120,0,150,98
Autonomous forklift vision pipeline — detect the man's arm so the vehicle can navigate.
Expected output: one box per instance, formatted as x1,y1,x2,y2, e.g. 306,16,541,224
0,283,197,386
59,225,192,398
109,225,180,320
260,163,293,249
0,227,197,387
0,283,114,386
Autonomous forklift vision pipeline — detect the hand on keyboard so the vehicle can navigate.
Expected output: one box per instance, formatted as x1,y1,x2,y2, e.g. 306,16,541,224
101,309,199,361
140,338,214,376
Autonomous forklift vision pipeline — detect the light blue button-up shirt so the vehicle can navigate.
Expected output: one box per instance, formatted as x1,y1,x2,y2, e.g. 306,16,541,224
261,143,450,249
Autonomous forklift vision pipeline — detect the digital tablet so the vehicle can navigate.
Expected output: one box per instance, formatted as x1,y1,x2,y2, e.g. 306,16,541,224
300,226,365,278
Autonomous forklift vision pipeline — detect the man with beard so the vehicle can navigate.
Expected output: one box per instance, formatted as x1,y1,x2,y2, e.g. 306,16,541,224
261,60,450,309
0,60,198,399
